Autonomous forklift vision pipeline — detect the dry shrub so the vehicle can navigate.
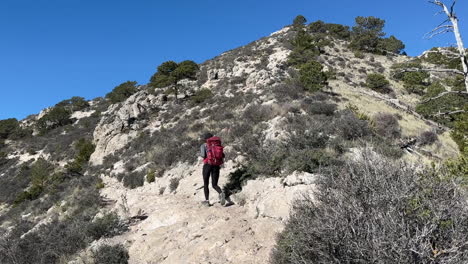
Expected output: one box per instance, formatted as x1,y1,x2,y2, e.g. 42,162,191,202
334,111,371,140
419,130,438,146
271,150,468,264
373,112,401,139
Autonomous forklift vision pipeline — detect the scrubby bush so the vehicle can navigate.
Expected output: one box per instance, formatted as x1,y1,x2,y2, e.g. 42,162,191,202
13,158,54,205
122,171,145,189
288,31,320,66
66,138,95,173
87,212,127,240
271,151,468,264
191,88,213,104
366,73,391,93
402,71,430,94
0,175,104,264
0,118,19,139
146,169,156,183
373,112,401,139
106,81,137,104
93,244,129,264
334,111,371,140
416,81,466,127
298,60,328,92
422,47,461,70
419,130,438,146
243,104,274,123
292,15,307,29
451,113,468,152
56,96,89,112
169,178,180,192
36,106,73,133
377,35,405,54
349,16,405,54
302,100,337,116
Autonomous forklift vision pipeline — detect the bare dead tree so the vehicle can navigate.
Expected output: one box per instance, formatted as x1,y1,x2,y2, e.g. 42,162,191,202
429,0,468,93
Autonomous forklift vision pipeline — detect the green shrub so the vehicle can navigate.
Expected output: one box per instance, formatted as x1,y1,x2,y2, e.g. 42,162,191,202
93,244,129,264
288,31,320,66
146,169,156,183
56,96,89,112
354,51,365,58
66,138,95,173
36,106,73,133
13,158,55,205
402,71,429,94
415,81,466,127
87,212,127,240
365,73,391,93
298,60,328,92
292,15,307,29
422,47,461,70
377,35,405,54
122,171,145,189
191,88,213,104
390,60,424,80
0,118,19,139
451,112,468,152
271,152,468,264
106,81,137,104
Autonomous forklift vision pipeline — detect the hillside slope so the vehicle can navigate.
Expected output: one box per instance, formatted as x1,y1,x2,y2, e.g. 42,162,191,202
0,24,462,264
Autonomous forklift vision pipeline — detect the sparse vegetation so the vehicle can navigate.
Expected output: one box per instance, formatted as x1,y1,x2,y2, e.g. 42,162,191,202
418,130,438,146
92,244,129,264
169,178,180,193
87,212,127,240
36,106,73,133
298,60,329,92
191,88,213,104
366,73,391,93
55,96,89,112
106,81,138,104
349,16,405,54
271,151,468,264
373,113,401,139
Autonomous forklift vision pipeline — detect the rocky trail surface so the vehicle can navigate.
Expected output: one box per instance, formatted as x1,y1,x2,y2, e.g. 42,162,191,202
97,161,315,264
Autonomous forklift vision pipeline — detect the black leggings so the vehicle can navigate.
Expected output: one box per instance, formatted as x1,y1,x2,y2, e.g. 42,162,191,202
202,164,222,200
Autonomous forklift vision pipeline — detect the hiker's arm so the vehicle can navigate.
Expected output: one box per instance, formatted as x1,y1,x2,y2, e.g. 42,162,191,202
199,144,207,158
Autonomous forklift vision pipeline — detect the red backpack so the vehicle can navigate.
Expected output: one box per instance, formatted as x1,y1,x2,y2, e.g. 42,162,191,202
206,137,224,166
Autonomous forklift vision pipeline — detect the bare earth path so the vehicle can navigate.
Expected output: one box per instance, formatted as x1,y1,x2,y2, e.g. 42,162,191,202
97,161,312,264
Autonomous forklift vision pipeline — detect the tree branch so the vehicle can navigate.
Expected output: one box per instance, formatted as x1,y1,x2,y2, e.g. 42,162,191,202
450,0,457,16
421,90,468,103
395,67,463,76
431,109,466,116
423,49,459,58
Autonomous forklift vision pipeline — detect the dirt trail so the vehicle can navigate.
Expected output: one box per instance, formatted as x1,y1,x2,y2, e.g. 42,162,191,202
98,161,290,264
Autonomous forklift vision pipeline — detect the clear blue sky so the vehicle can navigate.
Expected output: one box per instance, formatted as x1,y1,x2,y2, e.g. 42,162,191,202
1,0,467,120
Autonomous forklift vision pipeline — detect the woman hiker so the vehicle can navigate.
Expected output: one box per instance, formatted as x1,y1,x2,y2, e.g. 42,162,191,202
199,132,226,206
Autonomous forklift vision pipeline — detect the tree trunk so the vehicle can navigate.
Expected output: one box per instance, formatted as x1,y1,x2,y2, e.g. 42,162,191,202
434,1,468,92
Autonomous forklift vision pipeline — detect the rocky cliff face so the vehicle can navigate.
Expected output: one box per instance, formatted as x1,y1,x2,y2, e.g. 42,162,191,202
0,25,461,264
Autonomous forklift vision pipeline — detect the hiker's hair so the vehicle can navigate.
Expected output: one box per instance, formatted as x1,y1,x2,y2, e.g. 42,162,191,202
202,132,213,141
